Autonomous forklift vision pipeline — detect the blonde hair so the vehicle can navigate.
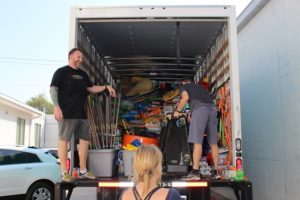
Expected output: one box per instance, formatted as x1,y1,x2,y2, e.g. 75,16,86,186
133,144,163,198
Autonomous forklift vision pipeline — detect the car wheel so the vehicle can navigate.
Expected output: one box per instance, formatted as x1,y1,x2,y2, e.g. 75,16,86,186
25,182,54,200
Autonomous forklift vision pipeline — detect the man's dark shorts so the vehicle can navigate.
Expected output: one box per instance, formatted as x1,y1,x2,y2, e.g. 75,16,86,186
188,105,218,144
58,119,90,141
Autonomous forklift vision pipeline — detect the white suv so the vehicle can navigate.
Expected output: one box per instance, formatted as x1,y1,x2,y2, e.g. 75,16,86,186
0,146,61,200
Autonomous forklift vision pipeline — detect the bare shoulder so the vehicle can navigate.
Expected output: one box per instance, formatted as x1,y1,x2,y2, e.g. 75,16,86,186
151,188,169,199
120,188,134,200
159,188,170,194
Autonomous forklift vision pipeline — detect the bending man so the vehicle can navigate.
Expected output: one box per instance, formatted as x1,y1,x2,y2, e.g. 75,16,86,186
174,78,220,180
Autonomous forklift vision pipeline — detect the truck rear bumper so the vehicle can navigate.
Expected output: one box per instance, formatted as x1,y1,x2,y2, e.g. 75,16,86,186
55,178,252,200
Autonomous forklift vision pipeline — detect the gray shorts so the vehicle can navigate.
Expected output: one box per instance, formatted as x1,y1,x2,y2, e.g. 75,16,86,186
58,119,90,141
188,105,218,144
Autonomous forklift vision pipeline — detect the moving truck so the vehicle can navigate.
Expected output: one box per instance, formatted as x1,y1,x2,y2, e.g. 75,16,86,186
55,5,252,200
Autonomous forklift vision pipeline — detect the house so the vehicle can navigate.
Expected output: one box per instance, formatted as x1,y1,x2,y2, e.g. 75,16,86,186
0,93,45,147
44,114,59,148
238,0,300,199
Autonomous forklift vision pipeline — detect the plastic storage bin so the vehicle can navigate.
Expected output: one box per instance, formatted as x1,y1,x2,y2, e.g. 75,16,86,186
123,150,137,177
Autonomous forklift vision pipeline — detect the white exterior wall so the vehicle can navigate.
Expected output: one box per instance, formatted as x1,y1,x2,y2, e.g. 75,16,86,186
0,96,45,147
43,114,58,148
31,116,45,146
0,104,20,145
238,0,300,199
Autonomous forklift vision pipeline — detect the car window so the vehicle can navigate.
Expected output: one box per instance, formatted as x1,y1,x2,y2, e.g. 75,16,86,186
0,149,41,165
45,151,58,160
48,150,58,159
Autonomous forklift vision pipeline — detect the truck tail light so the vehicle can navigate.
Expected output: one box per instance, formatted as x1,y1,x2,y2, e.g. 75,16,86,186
236,158,243,170
98,182,134,188
171,181,208,187
98,181,208,188
235,138,242,151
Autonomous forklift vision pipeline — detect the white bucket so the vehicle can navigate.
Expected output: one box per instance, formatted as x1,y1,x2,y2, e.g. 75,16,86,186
88,149,115,177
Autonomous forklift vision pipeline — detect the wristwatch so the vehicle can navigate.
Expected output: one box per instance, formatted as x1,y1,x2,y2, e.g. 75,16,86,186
105,85,107,90
176,110,182,113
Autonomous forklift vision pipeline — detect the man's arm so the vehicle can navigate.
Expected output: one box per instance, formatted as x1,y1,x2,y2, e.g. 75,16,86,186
87,85,116,97
50,86,64,121
174,91,189,117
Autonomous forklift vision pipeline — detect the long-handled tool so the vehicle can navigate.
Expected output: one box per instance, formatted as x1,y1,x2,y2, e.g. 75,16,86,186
97,96,105,149
111,93,121,148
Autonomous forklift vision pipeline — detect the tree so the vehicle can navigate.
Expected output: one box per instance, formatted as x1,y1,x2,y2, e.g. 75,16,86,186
26,94,54,114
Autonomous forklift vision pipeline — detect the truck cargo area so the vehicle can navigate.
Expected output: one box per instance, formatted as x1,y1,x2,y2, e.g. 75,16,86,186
58,6,251,200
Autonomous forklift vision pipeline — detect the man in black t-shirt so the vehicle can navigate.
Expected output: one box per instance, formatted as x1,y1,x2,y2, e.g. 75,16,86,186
50,48,116,182
174,78,220,180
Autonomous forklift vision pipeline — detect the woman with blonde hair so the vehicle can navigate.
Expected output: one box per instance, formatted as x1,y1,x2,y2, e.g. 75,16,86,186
120,144,181,200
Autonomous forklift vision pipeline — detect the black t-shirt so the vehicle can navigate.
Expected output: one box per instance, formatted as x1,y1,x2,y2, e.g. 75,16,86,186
179,83,214,111
50,65,92,119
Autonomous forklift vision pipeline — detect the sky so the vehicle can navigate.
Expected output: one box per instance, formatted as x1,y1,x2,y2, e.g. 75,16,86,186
0,0,251,103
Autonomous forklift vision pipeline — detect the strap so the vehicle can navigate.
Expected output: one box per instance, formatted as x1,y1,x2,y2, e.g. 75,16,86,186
132,186,161,200
144,186,161,200
133,186,142,200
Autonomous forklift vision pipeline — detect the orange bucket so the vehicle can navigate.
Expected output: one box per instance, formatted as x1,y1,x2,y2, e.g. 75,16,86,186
122,134,158,147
